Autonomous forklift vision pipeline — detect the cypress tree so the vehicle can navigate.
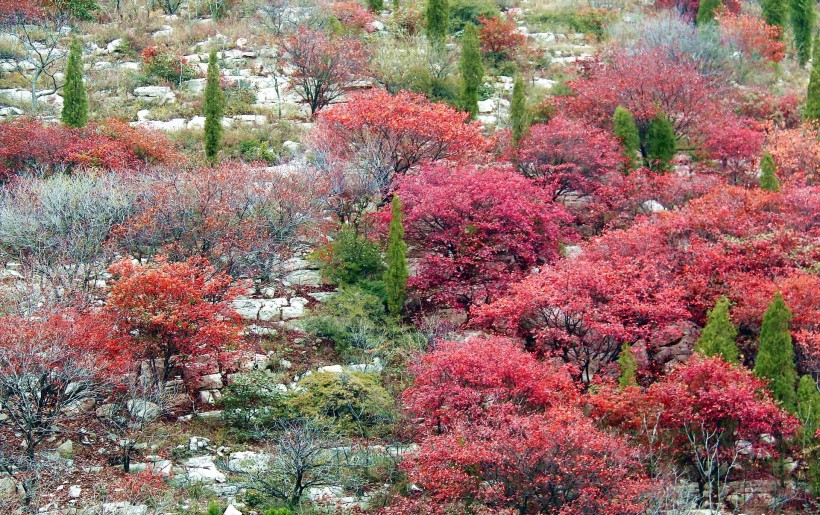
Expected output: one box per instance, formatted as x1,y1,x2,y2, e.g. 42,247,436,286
460,23,482,119
509,74,528,144
694,296,740,363
696,0,721,25
613,106,640,171
384,195,409,317
425,0,449,43
203,48,224,163
762,0,788,29
61,34,89,129
754,292,798,412
618,343,638,388
645,113,676,171
759,152,781,192
797,375,820,448
205,501,221,515
806,36,820,121
791,0,815,66
368,0,384,12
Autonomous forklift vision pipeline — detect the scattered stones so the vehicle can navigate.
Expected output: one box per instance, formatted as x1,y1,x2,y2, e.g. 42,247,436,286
227,451,270,473
69,485,81,498
189,436,211,452
224,506,243,515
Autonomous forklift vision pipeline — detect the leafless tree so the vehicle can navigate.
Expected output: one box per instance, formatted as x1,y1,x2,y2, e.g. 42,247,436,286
0,8,70,112
226,420,345,507
0,174,133,305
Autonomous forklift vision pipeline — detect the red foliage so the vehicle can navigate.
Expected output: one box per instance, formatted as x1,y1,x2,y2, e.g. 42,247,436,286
561,49,721,138
0,118,179,179
311,89,488,189
765,124,820,186
516,116,626,199
330,1,375,32
402,337,578,434
478,183,820,381
655,0,740,20
390,163,571,313
701,115,765,185
477,15,527,62
716,12,785,63
107,256,243,389
396,407,650,514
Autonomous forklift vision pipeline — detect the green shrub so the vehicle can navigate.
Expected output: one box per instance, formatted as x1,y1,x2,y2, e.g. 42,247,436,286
449,0,498,34
223,81,257,116
239,139,278,164
287,371,395,436
315,226,384,287
140,45,198,85
304,286,389,356
220,371,292,433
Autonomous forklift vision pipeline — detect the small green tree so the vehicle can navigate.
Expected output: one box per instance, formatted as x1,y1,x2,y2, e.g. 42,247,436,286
696,0,721,25
203,48,224,163
509,74,528,144
797,375,820,448
61,34,88,128
762,0,789,29
805,36,820,121
790,0,815,66
368,0,384,11
425,0,449,43
613,106,640,171
618,343,638,388
645,113,676,171
759,153,780,192
384,196,409,317
694,296,739,363
205,501,221,515
754,292,798,412
460,23,482,119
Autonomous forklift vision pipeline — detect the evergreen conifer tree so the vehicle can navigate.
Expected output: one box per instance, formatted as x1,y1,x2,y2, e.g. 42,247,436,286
759,153,781,191
806,37,820,121
368,0,384,12
791,0,815,66
645,113,676,171
694,296,740,363
425,0,449,43
618,343,638,388
205,501,221,515
762,0,788,29
384,196,409,317
204,48,224,163
613,106,640,171
755,292,798,412
61,34,89,128
797,375,820,448
510,74,528,144
696,0,721,25
460,23,482,119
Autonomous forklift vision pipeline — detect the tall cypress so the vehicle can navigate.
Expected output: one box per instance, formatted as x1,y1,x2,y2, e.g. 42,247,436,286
759,152,780,192
762,0,788,30
203,48,224,163
61,34,89,128
613,106,640,172
368,0,384,12
618,343,638,388
425,0,449,43
696,0,721,25
797,375,820,448
509,74,528,144
460,23,482,119
791,0,815,66
645,113,676,171
384,196,409,318
694,296,739,363
754,292,798,412
806,36,820,121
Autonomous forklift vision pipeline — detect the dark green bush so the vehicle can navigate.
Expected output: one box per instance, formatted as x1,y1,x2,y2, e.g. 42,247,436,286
448,0,498,34
315,226,384,287
221,371,292,433
303,286,389,356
